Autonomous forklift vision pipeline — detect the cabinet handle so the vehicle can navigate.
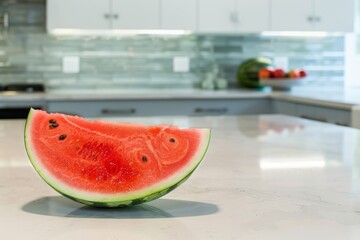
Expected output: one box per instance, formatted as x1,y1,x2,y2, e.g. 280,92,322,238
300,115,327,122
307,16,320,22
194,107,228,114
229,12,238,23
104,13,111,19
101,108,136,115
335,122,349,127
113,14,119,19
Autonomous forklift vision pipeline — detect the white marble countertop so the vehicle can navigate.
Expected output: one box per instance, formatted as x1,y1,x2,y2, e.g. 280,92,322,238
0,88,270,102
271,87,360,110
0,87,359,111
1,114,360,239
46,88,271,100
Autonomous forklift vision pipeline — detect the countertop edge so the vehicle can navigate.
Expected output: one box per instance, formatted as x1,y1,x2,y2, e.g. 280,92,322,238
270,93,355,110
0,90,357,111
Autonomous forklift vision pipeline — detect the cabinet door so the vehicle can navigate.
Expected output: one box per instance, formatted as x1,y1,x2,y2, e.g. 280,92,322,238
272,100,297,116
237,0,270,32
271,0,313,31
198,0,236,33
161,0,197,31
47,99,272,118
314,0,354,32
112,0,160,29
47,0,111,31
296,104,351,126
47,101,140,117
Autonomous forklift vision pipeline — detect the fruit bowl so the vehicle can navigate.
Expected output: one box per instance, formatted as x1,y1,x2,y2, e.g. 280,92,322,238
260,78,306,90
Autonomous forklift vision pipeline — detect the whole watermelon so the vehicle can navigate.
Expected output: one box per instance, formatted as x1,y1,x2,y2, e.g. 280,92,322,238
237,57,273,88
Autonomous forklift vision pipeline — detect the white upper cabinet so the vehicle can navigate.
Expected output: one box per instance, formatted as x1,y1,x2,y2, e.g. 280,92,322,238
161,0,197,31
271,0,313,31
198,0,270,33
198,0,236,33
47,0,160,31
314,0,354,32
47,0,354,33
236,0,270,32
47,0,111,31
112,0,160,29
271,0,354,32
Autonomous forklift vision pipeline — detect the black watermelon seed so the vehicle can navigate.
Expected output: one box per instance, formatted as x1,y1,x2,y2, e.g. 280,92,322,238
142,156,148,162
49,123,59,129
169,138,175,143
49,119,56,123
59,134,67,140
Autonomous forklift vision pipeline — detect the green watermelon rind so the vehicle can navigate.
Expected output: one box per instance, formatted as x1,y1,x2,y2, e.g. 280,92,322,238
24,108,211,207
237,57,273,88
62,168,196,208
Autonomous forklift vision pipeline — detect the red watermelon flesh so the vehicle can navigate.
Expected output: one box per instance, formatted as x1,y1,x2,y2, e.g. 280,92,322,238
24,109,211,207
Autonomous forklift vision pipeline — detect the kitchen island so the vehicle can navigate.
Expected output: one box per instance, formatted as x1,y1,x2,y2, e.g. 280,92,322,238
1,114,360,239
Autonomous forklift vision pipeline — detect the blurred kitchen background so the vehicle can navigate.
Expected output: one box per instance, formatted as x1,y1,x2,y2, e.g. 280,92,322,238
0,0,354,91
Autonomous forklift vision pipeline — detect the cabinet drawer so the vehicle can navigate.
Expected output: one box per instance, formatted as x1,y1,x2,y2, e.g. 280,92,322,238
272,100,297,115
47,99,271,118
48,101,142,117
167,99,271,116
296,104,351,126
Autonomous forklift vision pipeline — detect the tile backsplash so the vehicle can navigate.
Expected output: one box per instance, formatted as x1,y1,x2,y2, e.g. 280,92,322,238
0,0,345,90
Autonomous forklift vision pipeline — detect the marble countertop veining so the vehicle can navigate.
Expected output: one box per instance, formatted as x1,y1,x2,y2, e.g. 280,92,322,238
1,114,360,239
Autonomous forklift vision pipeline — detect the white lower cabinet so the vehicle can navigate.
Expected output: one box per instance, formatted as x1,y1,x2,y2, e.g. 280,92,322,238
296,104,351,126
271,100,297,116
46,99,351,127
47,99,271,118
272,100,351,126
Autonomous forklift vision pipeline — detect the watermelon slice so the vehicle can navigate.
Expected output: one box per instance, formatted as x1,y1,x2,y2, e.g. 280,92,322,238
24,109,211,207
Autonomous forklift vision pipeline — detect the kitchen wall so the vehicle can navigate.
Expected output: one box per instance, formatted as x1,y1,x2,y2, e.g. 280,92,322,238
0,0,345,90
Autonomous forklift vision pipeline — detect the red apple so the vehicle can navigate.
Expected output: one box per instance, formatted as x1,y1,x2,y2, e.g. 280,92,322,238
273,68,285,78
298,69,307,78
